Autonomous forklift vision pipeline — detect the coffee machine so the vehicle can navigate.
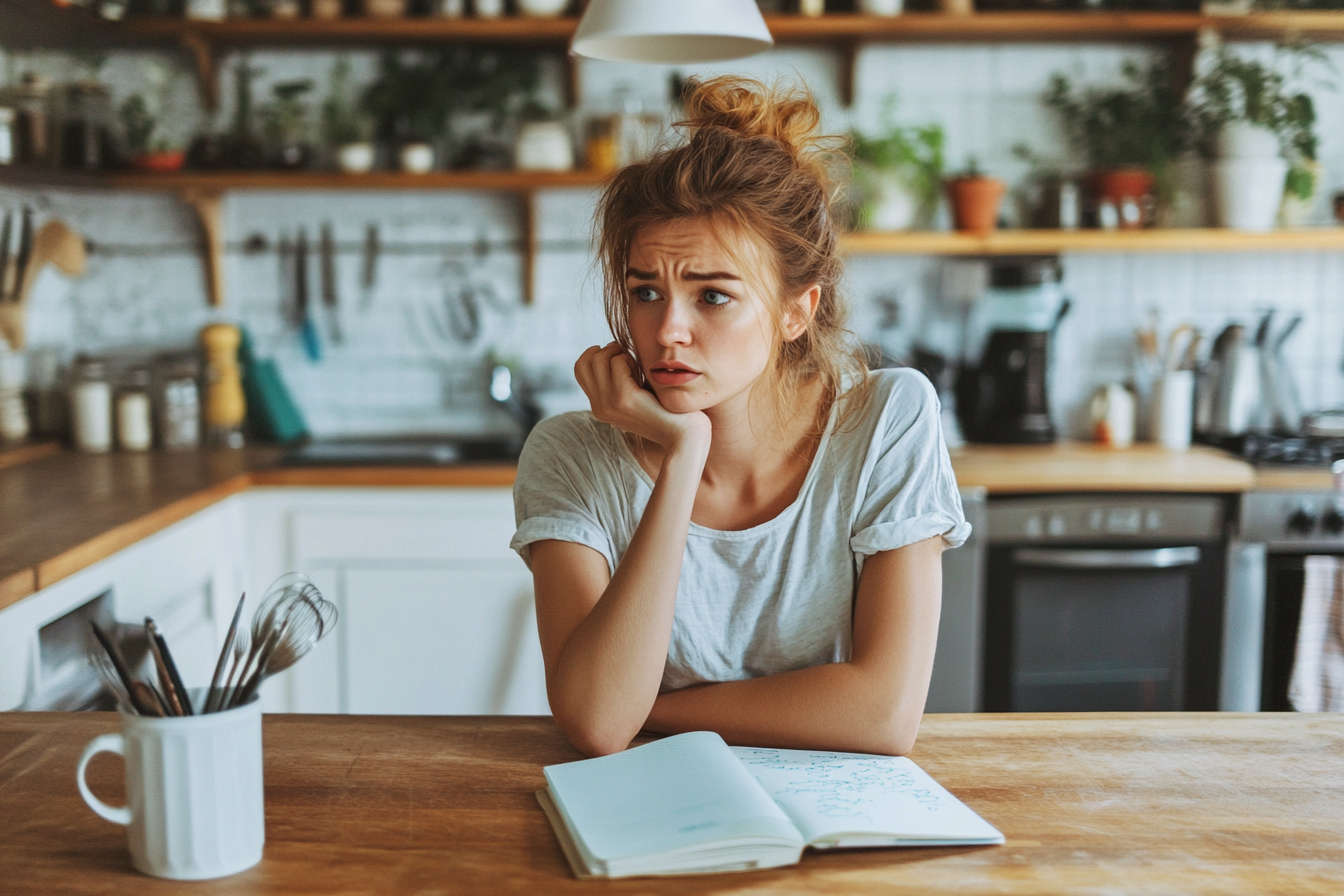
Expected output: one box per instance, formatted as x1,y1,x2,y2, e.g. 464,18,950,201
956,256,1069,444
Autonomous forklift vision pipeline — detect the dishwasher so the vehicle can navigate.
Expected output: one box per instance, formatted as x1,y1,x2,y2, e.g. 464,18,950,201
981,494,1235,712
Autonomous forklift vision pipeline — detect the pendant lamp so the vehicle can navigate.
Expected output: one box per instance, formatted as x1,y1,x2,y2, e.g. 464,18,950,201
571,0,774,64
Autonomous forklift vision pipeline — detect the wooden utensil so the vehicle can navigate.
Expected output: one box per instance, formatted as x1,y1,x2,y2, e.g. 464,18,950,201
0,217,86,350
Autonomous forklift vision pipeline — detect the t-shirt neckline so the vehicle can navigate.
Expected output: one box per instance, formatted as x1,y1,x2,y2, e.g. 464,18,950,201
611,390,841,539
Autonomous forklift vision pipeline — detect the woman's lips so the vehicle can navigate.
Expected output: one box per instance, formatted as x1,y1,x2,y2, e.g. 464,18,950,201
648,364,700,387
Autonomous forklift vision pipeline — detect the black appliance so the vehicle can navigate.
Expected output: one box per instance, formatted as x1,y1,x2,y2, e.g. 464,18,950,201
983,495,1231,712
956,257,1068,444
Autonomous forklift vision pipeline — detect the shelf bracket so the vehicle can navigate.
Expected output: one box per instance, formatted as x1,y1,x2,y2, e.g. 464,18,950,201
179,188,226,307
179,30,220,113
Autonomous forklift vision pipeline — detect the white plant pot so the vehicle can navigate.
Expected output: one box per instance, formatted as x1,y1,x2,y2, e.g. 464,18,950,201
336,142,375,174
860,0,905,14
1218,121,1281,160
399,142,435,174
515,121,574,172
1212,156,1288,232
517,0,569,15
866,171,921,231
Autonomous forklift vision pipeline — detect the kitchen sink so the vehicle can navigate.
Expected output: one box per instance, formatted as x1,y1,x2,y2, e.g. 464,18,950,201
281,437,521,467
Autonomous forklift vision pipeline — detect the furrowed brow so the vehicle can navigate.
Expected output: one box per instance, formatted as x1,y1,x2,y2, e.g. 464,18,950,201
626,268,658,280
684,271,741,282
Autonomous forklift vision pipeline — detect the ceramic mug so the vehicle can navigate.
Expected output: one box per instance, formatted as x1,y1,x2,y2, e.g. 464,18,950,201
76,691,264,880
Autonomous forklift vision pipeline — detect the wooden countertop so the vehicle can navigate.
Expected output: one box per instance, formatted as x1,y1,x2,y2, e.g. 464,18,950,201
0,449,516,611
949,442,1257,494
1,712,1339,894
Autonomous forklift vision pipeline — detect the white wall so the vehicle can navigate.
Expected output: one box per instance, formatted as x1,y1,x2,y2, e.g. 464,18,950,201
3,39,1342,438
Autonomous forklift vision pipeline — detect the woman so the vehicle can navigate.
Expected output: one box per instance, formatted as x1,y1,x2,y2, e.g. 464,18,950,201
511,77,968,758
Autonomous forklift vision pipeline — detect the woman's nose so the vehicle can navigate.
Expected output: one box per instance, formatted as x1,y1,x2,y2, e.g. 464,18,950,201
656,299,692,346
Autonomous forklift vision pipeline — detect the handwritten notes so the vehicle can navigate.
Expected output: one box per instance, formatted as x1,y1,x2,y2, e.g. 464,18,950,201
731,747,1004,847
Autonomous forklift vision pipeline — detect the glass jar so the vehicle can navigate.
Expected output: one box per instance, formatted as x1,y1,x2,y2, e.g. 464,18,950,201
0,107,15,166
59,81,114,171
116,367,153,452
26,346,68,438
0,345,28,443
71,356,113,453
155,353,201,452
11,72,52,167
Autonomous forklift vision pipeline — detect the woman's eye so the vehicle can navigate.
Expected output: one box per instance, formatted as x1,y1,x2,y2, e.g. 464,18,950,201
703,289,731,307
632,286,660,303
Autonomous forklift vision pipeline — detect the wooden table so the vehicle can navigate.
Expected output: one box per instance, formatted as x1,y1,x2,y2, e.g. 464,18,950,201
2,713,1341,894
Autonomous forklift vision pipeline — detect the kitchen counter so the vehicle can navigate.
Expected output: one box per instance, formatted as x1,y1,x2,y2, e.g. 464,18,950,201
1,712,1339,894
0,440,1292,612
948,442,1257,494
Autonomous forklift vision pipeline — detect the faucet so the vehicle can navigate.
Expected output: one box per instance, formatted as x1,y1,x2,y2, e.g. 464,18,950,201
490,364,542,448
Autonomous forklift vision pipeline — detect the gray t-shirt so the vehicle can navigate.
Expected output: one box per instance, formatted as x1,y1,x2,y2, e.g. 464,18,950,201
510,367,970,692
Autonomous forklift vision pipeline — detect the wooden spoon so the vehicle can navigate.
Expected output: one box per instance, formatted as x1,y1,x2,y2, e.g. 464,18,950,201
0,218,86,350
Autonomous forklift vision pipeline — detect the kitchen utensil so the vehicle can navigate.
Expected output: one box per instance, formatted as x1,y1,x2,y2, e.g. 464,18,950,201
226,573,335,709
1163,324,1196,372
1203,322,1265,437
13,206,33,303
359,223,378,308
76,686,265,880
147,618,193,715
231,589,335,708
1260,312,1304,434
145,619,185,716
296,227,321,361
319,222,342,344
132,680,167,717
90,620,154,715
0,217,87,350
206,593,246,713
0,209,13,301
87,630,137,714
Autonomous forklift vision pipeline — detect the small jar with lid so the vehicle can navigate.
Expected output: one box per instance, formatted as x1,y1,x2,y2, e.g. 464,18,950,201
0,344,29,442
155,353,201,451
116,367,153,452
71,356,113,453
11,72,52,167
0,107,15,166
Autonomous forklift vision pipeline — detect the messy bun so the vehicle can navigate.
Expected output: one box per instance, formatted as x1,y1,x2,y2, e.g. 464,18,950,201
594,76,867,437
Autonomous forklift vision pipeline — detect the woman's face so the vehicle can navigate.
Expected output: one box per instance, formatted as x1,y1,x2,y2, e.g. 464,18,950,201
625,217,810,415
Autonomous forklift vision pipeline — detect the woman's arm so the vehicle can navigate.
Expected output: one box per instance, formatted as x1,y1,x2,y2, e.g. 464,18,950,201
642,535,945,756
530,344,710,757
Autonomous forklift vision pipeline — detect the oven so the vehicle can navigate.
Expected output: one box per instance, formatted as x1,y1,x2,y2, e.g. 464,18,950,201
982,495,1232,712
1239,480,1344,711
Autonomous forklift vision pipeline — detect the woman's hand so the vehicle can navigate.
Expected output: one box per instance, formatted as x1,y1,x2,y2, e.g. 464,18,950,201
575,343,710,454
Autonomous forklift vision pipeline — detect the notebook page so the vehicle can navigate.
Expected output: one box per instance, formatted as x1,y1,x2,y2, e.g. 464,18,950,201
731,747,1004,847
545,732,803,865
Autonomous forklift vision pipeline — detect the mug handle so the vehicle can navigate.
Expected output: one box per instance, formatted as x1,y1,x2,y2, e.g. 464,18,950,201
76,733,132,825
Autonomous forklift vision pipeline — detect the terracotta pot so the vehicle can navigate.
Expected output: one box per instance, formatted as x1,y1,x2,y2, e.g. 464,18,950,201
130,150,186,172
1093,167,1154,230
946,176,1005,235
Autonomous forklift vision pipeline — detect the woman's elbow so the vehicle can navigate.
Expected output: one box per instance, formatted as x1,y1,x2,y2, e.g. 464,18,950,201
865,708,922,757
551,703,637,757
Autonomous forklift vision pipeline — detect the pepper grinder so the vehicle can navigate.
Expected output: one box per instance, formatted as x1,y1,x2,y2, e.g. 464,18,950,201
200,322,245,448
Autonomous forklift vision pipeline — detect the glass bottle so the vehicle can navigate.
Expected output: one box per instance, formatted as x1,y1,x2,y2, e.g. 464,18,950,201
59,81,115,171
12,73,52,167
116,367,153,452
0,107,15,166
156,353,201,451
71,356,113,453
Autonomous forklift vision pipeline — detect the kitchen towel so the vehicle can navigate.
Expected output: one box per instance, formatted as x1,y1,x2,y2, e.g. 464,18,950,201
1289,555,1344,713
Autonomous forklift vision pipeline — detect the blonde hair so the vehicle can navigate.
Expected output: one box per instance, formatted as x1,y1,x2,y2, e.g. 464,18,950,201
594,75,871,438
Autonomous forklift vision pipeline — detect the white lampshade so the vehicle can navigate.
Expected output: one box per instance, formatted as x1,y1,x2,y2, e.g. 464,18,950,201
571,0,774,64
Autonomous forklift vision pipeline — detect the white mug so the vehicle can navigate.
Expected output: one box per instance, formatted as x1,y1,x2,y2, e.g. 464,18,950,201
76,691,264,880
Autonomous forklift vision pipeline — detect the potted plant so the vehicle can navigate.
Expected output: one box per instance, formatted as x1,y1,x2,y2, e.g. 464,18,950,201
362,51,451,173
1188,48,1323,231
320,58,375,173
946,158,1005,236
1044,59,1191,229
850,104,945,231
259,79,315,170
118,60,186,171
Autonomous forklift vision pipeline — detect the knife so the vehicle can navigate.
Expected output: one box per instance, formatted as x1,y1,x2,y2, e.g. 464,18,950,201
319,222,342,344
296,227,321,362
0,209,12,303
12,206,32,304
359,223,378,309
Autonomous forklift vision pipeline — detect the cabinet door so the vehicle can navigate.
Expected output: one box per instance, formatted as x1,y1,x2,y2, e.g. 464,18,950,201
341,567,548,716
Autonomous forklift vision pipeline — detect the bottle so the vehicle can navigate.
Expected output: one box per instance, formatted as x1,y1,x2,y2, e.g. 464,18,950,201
156,353,201,451
0,344,29,442
0,107,15,166
200,323,245,448
116,367,153,452
12,73,52,167
71,356,113,453
26,346,68,438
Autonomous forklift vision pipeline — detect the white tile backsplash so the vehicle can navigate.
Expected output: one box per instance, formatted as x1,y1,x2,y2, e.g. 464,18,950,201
3,40,1343,440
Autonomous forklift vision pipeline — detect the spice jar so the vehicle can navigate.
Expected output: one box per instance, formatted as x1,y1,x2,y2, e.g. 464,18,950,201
59,81,114,171
116,367,153,452
11,72,52,166
0,107,15,166
0,344,29,442
156,353,201,451
26,346,68,438
71,356,113,453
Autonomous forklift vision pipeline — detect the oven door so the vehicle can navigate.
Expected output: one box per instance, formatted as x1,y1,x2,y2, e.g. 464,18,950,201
984,543,1225,712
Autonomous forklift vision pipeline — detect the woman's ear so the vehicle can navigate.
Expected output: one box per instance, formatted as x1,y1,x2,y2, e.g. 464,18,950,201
783,284,822,343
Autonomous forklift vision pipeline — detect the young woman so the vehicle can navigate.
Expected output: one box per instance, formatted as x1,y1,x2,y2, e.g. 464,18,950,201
511,77,968,758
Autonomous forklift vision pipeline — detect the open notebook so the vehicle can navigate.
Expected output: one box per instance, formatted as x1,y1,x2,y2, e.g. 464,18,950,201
537,731,1003,879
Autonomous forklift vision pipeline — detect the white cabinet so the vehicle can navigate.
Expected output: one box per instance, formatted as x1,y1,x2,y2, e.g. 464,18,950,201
248,487,548,716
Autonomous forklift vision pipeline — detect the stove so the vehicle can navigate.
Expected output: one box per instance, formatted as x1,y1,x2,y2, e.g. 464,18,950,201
1204,433,1344,468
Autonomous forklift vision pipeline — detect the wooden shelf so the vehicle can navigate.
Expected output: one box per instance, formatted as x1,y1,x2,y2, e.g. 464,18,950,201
106,11,1344,45
34,169,610,192
840,227,1344,255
